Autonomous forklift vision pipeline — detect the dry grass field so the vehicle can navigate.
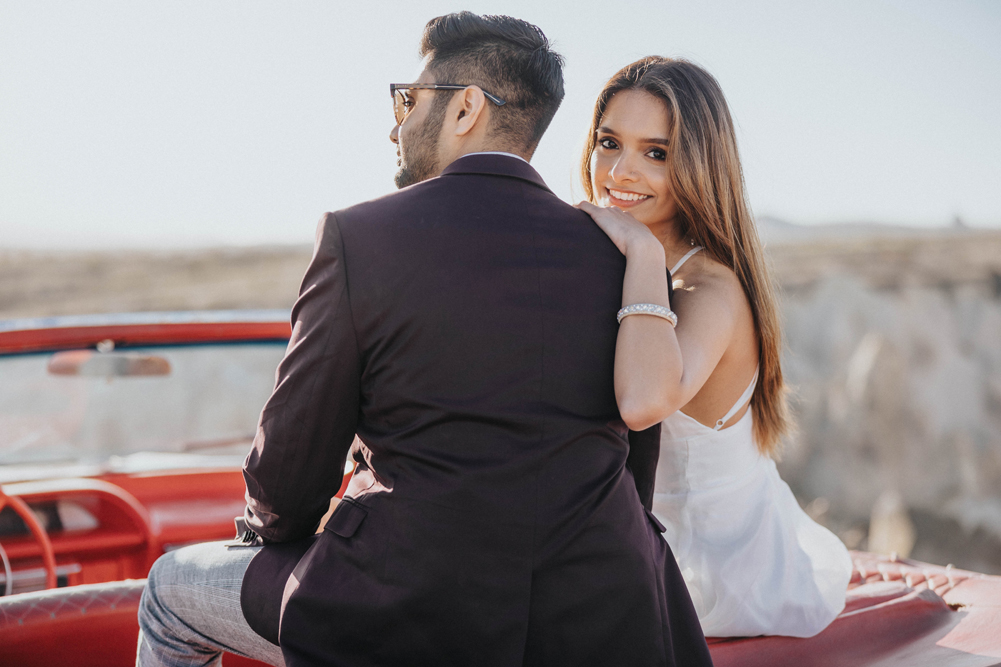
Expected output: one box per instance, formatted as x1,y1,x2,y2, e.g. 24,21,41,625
3,228,1000,321
0,245,312,320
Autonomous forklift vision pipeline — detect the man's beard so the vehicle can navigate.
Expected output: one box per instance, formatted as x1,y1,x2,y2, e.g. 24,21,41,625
394,100,447,189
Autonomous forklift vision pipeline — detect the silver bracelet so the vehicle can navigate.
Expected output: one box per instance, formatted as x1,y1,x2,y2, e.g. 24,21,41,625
617,303,678,327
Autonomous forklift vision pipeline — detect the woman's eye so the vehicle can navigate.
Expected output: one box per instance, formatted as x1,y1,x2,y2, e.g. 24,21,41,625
598,137,618,150
647,148,667,161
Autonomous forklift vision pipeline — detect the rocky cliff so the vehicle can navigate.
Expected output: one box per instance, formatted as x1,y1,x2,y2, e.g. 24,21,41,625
769,228,1001,574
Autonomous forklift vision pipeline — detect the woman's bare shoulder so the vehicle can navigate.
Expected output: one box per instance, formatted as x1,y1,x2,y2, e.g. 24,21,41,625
673,252,746,308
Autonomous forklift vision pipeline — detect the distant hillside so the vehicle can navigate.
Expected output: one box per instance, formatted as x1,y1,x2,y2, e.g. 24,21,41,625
3,223,999,320
0,245,312,320
760,222,1001,293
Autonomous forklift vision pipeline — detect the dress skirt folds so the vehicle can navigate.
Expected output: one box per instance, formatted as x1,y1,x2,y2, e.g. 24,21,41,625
653,408,853,638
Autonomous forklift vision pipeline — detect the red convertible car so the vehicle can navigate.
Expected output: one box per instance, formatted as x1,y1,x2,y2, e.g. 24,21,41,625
0,312,998,666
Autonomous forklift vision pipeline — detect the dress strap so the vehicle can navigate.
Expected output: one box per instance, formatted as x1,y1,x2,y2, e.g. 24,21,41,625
714,366,759,431
669,246,703,275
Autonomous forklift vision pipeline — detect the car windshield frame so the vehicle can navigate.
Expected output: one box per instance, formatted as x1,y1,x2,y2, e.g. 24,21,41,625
0,314,292,482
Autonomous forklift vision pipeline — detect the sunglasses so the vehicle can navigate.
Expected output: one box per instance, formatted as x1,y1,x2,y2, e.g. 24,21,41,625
389,83,506,125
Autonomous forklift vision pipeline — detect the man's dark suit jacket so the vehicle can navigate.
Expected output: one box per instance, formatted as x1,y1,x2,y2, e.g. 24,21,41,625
239,154,712,667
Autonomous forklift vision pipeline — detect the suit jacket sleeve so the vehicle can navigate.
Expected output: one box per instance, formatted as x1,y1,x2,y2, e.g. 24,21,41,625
242,212,361,543
627,425,660,512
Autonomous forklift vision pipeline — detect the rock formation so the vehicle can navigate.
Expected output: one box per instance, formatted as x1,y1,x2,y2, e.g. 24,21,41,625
770,227,1001,574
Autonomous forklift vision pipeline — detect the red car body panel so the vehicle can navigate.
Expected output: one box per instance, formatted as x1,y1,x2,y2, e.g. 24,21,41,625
0,314,316,665
4,552,1000,667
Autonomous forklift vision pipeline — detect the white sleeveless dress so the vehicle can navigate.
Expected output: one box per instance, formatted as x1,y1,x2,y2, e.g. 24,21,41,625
652,248,852,638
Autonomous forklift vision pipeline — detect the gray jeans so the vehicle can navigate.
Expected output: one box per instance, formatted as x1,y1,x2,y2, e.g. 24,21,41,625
136,541,285,667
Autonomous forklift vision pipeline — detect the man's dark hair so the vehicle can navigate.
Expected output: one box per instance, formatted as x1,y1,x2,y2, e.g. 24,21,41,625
419,12,565,154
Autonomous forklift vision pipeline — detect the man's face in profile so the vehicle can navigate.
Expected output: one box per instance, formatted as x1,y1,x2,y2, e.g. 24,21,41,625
391,66,448,188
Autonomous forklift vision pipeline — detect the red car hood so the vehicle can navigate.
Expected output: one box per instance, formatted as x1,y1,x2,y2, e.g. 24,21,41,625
709,551,1001,666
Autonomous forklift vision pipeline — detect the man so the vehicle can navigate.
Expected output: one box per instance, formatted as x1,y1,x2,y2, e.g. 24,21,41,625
138,12,711,667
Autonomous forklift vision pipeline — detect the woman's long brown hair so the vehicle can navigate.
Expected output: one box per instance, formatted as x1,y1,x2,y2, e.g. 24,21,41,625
581,56,791,455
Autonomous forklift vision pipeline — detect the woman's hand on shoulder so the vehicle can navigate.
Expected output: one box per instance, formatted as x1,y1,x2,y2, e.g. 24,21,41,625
577,200,660,258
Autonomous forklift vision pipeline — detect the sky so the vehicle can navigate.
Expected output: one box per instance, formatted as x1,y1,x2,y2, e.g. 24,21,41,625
1,0,999,249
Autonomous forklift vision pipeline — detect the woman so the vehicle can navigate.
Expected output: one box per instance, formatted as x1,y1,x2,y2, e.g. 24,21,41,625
578,56,852,638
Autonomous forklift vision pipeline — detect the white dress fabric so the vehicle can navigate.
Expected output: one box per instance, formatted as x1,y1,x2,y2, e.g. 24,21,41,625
651,248,852,638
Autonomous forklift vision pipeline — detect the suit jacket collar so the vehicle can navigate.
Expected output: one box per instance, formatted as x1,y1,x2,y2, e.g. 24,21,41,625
440,153,552,193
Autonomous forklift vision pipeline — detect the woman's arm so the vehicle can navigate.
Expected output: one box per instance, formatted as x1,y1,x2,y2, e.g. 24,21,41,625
579,202,738,430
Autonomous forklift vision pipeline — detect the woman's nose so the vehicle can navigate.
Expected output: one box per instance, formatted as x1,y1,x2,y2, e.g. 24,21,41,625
608,153,638,183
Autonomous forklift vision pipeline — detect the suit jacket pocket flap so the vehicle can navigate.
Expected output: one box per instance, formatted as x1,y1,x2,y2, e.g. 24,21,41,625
324,499,367,538
644,508,667,534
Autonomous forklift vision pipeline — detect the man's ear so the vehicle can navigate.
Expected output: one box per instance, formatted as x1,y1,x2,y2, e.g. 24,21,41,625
451,86,488,137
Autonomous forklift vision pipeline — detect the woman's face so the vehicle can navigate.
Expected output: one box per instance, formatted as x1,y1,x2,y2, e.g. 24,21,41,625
591,89,678,229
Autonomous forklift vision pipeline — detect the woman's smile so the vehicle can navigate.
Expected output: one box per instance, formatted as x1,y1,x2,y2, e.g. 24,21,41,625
605,187,653,207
